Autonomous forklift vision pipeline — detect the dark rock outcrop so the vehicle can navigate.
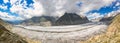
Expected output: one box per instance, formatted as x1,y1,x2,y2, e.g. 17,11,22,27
0,18,27,43
55,13,89,25
100,17,114,25
100,13,120,25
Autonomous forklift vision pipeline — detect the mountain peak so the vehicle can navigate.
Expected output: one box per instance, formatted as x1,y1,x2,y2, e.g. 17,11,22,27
55,12,89,25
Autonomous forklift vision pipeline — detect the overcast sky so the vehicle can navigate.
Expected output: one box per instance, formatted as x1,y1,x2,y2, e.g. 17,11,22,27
0,0,119,21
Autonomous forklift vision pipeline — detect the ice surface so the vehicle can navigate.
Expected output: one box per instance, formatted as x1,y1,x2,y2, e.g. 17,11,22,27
11,22,107,43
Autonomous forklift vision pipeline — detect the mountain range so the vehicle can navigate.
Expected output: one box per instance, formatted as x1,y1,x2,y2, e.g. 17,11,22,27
18,12,90,26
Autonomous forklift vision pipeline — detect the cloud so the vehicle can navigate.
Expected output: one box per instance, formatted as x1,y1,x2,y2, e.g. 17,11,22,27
36,0,115,17
87,9,120,20
3,0,9,3
115,1,120,6
10,0,44,19
10,0,18,5
87,13,104,20
79,0,115,13
0,5,7,10
0,0,117,21
0,11,24,21
105,9,120,17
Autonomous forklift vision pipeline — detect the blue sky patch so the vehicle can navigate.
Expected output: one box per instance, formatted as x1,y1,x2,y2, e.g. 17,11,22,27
88,0,120,15
26,0,34,8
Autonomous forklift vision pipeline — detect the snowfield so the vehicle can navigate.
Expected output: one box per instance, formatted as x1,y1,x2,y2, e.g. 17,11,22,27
11,22,107,43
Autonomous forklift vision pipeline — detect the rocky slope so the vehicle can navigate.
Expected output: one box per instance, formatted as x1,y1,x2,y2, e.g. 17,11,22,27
80,13,120,43
0,18,27,43
0,19,13,31
55,13,89,25
107,13,120,34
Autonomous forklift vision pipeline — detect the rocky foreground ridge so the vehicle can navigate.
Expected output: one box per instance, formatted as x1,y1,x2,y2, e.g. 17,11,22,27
81,13,120,43
0,18,27,43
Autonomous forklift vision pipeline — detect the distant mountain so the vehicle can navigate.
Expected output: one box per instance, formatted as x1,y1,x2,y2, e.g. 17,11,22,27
0,18,27,43
100,13,119,25
100,17,114,25
90,17,102,22
5,20,23,25
21,16,57,26
55,12,89,25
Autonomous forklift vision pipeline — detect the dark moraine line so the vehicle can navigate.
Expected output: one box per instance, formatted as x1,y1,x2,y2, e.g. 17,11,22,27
14,26,94,33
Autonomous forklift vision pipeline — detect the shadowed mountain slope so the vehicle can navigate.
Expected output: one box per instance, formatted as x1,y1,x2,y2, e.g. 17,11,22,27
100,13,119,25
100,17,114,25
55,13,89,25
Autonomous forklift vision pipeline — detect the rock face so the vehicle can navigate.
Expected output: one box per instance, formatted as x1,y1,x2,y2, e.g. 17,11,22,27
55,13,89,25
21,16,56,26
0,18,27,43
